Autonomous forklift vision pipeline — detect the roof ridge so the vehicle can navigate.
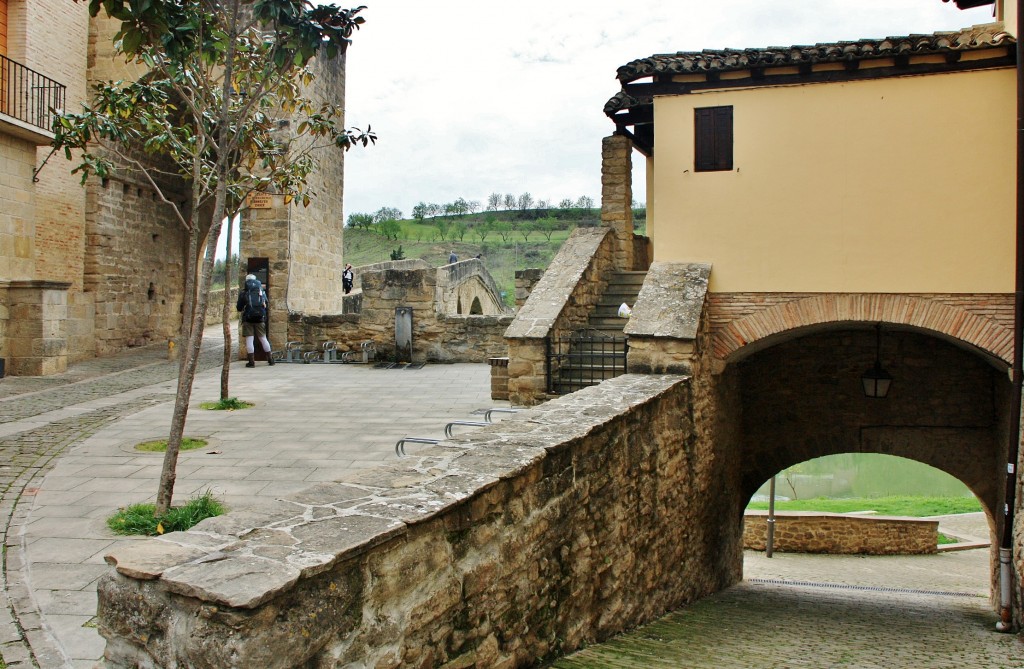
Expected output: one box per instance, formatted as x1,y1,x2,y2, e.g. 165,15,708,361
616,23,1015,83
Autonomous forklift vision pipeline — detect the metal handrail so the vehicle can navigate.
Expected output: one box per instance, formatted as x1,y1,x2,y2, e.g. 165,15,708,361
1,54,65,132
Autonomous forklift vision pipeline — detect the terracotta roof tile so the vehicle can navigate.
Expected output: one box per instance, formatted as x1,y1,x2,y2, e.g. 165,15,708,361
615,24,1014,84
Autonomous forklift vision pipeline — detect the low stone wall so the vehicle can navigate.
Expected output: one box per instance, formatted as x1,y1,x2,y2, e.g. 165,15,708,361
205,287,239,326
743,511,938,555
97,374,744,668
289,262,512,363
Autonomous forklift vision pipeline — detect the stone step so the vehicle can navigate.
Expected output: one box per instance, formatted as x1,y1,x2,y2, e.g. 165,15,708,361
609,271,647,285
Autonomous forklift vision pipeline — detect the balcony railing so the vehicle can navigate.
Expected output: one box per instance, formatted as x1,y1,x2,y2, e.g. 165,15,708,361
1,53,66,134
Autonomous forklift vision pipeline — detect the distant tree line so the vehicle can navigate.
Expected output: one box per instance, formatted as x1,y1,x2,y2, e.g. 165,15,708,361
345,194,646,244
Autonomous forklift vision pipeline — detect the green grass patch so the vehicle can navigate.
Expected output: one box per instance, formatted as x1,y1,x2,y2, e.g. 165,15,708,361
107,491,225,536
135,437,208,452
200,397,253,411
937,533,960,545
746,495,982,517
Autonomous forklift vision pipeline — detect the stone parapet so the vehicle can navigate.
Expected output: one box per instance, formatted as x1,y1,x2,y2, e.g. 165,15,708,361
97,374,743,669
504,228,616,404
743,511,938,555
624,262,710,375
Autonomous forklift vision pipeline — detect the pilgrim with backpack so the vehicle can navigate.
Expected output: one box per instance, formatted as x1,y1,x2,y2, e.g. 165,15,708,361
236,274,274,367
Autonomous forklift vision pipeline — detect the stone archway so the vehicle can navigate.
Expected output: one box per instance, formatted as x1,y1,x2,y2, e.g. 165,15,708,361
730,326,1008,543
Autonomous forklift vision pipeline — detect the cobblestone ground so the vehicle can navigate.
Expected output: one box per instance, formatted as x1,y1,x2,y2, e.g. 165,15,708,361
0,337,224,668
553,543,1024,669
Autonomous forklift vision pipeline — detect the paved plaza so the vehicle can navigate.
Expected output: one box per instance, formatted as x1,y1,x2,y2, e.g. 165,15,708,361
0,332,1020,668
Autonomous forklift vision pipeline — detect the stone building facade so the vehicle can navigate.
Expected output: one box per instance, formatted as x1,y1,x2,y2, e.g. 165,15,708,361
0,5,350,377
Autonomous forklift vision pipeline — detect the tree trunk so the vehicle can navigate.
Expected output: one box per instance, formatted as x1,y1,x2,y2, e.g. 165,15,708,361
221,214,235,400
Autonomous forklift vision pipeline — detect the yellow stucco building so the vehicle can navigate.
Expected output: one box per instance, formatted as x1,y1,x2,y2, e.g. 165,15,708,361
608,9,1016,295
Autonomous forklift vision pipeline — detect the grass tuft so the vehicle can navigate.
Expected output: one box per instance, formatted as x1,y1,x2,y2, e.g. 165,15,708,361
107,491,225,536
746,495,982,517
135,437,208,452
200,397,253,411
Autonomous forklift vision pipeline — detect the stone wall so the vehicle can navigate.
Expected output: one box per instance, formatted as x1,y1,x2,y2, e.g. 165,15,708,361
85,177,188,354
281,53,348,316
504,227,616,405
97,374,744,669
743,511,938,555
3,281,70,375
515,268,544,309
205,288,239,326
289,263,511,363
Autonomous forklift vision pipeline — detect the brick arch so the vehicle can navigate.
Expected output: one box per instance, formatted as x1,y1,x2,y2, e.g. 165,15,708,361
711,294,1013,365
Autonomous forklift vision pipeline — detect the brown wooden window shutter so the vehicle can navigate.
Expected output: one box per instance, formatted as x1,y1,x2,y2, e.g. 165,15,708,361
694,106,733,172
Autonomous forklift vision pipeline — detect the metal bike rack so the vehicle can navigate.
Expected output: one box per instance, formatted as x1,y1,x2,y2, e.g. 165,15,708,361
395,437,440,457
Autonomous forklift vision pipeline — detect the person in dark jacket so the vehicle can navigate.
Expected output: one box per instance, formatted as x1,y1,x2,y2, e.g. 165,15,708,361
236,274,274,367
342,264,354,294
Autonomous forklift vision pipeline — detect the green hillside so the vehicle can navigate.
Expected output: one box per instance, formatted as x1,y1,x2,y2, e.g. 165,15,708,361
343,210,646,305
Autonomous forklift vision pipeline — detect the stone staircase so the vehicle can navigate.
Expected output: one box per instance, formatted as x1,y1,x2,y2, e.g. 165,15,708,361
550,271,646,394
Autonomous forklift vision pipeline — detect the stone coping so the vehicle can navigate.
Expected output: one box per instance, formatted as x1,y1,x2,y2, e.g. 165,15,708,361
503,227,611,339
103,373,685,610
625,262,710,340
744,509,935,524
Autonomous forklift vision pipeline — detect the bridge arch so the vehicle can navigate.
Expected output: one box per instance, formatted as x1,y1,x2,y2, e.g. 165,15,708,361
711,294,1013,367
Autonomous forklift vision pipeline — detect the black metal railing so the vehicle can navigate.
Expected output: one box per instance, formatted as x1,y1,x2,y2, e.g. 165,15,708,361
1,54,66,133
546,329,628,395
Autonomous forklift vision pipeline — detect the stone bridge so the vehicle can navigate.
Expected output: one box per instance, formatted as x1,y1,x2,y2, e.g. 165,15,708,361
288,258,512,364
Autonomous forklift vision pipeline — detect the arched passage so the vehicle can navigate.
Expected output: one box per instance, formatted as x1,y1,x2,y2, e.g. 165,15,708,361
732,327,1010,522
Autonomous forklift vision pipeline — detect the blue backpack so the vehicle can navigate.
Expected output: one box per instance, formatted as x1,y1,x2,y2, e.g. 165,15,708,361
242,279,267,323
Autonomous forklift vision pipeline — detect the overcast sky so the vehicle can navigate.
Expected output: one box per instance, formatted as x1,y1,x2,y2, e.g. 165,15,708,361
338,0,997,221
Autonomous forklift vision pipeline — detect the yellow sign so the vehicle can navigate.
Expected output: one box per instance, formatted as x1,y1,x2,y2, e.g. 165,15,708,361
247,192,273,209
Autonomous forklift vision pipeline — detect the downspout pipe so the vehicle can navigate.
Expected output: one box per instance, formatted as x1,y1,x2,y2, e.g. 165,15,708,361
998,0,1024,633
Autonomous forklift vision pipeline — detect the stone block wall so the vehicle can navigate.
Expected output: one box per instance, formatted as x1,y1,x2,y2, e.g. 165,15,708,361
743,511,938,555
515,268,544,309
205,288,239,326
289,265,512,364
489,357,509,401
98,374,744,669
504,227,616,405
4,281,70,375
0,135,37,284
85,177,188,354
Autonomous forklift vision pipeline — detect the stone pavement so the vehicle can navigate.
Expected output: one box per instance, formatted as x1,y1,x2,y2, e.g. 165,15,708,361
555,519,1019,669
0,332,506,668
0,333,1016,669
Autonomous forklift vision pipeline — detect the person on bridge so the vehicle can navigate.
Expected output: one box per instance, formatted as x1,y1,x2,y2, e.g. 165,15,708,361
342,264,354,294
449,250,458,263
